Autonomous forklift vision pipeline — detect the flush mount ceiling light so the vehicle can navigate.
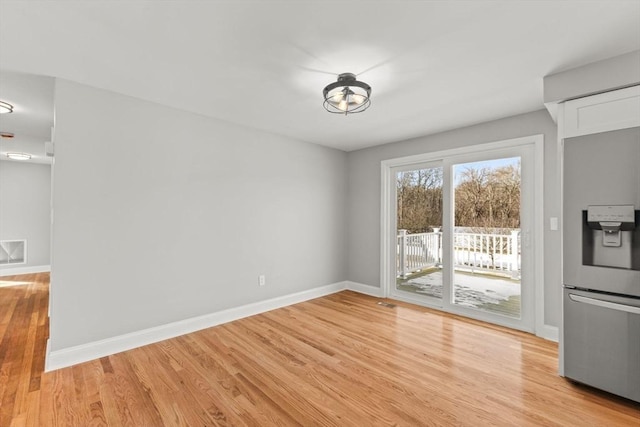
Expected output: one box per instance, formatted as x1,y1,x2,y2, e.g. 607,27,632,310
0,101,14,114
6,152,31,161
323,73,371,115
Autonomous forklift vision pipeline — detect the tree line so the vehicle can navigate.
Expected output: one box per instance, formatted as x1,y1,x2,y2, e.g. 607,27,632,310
397,163,521,234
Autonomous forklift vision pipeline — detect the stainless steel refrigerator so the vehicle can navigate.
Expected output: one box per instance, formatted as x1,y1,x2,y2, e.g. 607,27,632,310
563,127,640,403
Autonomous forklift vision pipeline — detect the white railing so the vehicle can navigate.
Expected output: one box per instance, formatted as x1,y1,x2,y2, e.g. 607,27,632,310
397,229,520,279
397,229,442,278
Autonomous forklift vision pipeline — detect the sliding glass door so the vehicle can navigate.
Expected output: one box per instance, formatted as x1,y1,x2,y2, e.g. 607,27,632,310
395,163,444,305
388,144,535,331
451,156,523,319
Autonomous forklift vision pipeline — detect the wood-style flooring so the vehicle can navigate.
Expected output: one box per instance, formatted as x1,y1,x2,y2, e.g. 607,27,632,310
1,273,639,426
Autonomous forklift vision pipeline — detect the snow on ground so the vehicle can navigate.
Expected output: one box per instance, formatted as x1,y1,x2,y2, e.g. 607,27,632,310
398,270,521,315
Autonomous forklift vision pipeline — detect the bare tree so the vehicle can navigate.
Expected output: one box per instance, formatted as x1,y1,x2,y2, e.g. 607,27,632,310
396,168,443,233
454,163,520,228
397,162,520,240
453,162,521,269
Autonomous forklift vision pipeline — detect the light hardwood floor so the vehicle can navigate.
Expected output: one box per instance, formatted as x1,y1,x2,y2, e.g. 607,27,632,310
1,273,639,426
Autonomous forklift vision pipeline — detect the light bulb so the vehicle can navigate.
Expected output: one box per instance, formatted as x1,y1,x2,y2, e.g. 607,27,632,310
352,94,365,105
338,100,348,111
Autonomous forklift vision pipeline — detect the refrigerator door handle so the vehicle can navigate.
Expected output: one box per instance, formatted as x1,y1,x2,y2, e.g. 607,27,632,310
569,293,640,314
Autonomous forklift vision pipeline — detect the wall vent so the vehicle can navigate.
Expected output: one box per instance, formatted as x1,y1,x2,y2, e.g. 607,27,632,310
0,240,26,265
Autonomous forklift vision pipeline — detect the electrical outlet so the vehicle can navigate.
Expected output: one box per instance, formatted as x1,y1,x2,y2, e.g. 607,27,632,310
259,275,266,286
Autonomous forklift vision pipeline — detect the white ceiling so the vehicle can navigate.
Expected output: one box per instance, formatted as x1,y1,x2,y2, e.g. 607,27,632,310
0,1,639,155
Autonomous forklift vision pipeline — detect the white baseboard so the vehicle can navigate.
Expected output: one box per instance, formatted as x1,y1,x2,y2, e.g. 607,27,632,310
46,281,347,372
345,281,386,298
536,324,559,342
0,265,50,277
45,279,559,371
44,339,51,372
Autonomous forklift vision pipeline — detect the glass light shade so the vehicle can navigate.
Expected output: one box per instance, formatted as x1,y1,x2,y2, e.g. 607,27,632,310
331,90,344,102
323,73,371,115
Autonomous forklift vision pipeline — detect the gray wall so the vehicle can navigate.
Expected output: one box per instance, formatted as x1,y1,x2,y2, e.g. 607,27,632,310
346,109,561,328
50,77,562,353
51,79,347,351
0,161,51,271
544,50,640,103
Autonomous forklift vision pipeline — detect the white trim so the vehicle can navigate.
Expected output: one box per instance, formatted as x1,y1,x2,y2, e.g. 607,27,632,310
345,281,385,297
532,135,547,340
0,264,50,277
44,278,558,372
557,103,566,376
380,135,540,169
380,162,392,299
46,281,346,371
44,339,51,372
537,325,559,342
380,135,547,337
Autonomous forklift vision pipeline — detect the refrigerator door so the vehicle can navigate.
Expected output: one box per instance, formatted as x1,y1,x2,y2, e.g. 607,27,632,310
563,127,640,297
563,288,640,402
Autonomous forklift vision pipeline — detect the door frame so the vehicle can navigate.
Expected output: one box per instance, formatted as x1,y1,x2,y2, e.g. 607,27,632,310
380,135,544,334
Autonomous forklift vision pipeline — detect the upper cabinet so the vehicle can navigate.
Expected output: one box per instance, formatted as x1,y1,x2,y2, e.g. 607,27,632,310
543,50,640,134
561,85,640,139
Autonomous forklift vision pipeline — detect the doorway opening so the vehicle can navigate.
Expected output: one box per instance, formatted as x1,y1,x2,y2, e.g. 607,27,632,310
381,136,543,332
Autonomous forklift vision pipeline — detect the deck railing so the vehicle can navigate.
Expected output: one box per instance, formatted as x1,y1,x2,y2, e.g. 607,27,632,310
397,229,520,279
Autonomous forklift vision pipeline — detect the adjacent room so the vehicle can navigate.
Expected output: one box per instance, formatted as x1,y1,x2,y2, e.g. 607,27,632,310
1,1,639,425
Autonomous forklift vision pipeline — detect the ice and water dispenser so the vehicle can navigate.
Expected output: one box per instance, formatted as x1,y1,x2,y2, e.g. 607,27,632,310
582,205,640,270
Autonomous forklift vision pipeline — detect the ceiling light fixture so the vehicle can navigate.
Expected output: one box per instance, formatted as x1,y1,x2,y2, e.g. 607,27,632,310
0,101,14,114
6,152,31,161
323,73,371,115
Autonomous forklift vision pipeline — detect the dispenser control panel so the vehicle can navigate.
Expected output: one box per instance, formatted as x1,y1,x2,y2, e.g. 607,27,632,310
587,205,635,223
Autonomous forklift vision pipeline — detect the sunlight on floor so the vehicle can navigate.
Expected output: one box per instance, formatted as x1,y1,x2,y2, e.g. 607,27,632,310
0,280,32,288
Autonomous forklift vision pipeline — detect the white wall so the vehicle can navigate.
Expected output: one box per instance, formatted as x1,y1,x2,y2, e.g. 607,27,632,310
0,161,51,273
50,79,347,351
346,109,561,328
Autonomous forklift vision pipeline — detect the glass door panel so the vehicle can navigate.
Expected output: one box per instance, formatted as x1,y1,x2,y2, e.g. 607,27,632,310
451,157,522,318
395,165,443,303
386,141,536,332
